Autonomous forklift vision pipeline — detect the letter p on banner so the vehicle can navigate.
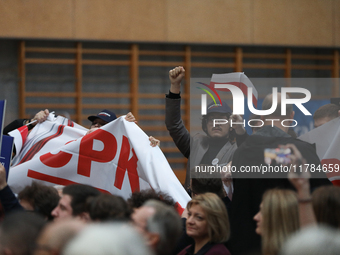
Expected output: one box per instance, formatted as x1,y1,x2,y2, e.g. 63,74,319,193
77,130,118,177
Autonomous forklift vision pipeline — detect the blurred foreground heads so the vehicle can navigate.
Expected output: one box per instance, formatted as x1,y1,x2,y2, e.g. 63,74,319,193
280,225,340,255
0,211,45,255
34,219,85,255
63,223,153,255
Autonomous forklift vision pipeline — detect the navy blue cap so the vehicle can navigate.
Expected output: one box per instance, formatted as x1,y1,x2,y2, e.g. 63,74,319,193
207,101,232,114
88,109,117,123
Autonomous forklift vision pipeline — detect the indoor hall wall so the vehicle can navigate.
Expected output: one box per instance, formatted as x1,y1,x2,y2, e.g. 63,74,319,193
0,40,19,126
0,0,339,47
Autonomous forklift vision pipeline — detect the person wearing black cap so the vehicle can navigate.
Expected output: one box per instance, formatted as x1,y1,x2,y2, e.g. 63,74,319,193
84,110,160,146
166,66,247,189
88,109,118,128
86,109,135,135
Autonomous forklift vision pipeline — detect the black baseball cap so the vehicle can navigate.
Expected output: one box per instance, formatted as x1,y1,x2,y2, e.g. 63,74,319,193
207,101,232,115
88,109,117,123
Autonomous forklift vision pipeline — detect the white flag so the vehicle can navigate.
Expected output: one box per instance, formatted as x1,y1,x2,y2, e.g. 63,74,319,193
299,117,340,186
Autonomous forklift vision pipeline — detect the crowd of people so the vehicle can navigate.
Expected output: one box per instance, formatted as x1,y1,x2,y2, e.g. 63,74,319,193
0,66,340,255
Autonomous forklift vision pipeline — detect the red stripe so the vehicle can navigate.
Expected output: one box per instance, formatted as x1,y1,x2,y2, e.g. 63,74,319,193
174,202,185,215
19,125,65,165
68,120,74,127
27,169,110,194
211,81,258,107
332,180,340,187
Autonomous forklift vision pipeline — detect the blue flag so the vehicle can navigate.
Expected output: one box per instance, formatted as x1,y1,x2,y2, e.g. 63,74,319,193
0,100,6,155
0,135,14,181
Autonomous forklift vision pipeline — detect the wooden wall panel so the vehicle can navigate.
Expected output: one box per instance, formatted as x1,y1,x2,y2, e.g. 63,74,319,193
335,0,340,46
166,0,253,44
74,0,167,41
0,0,339,47
253,0,333,46
0,0,73,39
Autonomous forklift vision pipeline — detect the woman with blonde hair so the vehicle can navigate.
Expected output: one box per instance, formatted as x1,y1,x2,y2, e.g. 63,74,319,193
178,192,231,255
253,189,300,255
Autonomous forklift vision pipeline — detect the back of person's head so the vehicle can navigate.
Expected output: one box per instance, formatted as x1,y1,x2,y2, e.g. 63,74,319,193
191,178,224,198
87,193,131,222
143,200,182,255
313,104,340,121
249,113,262,133
280,225,340,255
262,93,293,119
18,182,60,221
62,184,101,216
187,192,230,243
35,219,86,255
63,223,153,255
127,189,175,210
0,211,45,255
261,189,299,255
312,185,340,229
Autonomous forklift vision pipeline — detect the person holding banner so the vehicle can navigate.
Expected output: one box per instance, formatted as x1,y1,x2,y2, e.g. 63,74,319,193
4,108,136,135
6,109,159,158
3,109,50,135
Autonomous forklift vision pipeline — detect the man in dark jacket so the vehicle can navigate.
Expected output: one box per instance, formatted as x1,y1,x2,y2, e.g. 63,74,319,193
166,66,246,189
228,93,331,255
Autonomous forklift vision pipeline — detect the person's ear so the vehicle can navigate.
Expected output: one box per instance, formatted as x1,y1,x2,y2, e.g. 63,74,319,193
338,110,340,117
146,232,160,249
77,212,91,223
290,111,295,120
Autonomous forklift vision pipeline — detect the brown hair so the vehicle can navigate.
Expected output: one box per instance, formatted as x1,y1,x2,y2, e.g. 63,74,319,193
261,189,300,255
312,185,340,229
313,104,340,121
187,193,230,243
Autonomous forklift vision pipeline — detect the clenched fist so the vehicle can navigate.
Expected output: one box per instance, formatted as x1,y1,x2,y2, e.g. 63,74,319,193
169,66,185,94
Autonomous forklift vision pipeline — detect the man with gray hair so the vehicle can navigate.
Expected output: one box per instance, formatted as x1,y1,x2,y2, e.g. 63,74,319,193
132,200,182,255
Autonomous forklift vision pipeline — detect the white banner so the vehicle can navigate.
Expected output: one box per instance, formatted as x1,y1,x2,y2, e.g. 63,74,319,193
299,117,340,185
8,114,190,212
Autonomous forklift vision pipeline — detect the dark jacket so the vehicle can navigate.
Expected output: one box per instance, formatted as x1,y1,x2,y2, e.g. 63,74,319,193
228,126,331,255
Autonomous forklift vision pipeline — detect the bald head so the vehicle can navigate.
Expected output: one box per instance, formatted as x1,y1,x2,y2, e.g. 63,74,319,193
35,219,86,255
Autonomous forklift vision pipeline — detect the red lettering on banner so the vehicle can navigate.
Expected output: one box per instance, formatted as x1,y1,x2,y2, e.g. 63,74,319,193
114,135,140,192
40,151,73,168
78,130,117,177
27,169,111,194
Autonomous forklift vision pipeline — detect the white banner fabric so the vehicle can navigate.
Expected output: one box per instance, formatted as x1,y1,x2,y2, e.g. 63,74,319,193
8,115,190,212
299,117,340,185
